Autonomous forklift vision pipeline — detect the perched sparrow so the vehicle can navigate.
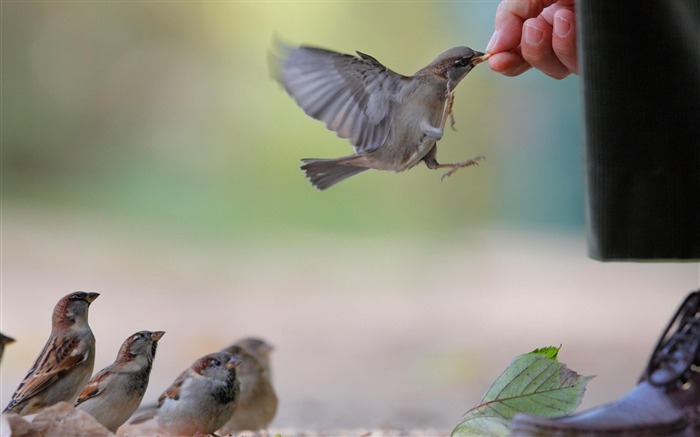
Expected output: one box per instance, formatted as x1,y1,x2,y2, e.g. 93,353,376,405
3,291,99,416
218,343,278,434
0,332,16,365
155,352,241,436
274,43,489,189
75,330,165,432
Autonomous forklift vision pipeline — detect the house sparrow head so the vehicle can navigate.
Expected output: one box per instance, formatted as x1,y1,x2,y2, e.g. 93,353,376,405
233,337,273,355
193,352,241,382
53,291,99,330
220,346,263,377
425,46,489,89
231,337,274,373
117,330,165,367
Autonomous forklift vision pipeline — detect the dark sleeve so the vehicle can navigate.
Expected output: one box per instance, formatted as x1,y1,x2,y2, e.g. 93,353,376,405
577,0,700,260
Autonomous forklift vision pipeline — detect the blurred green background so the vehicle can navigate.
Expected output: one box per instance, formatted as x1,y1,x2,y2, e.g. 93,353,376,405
2,1,582,241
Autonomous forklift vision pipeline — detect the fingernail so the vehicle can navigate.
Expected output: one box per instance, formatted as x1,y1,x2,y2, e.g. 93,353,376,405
554,15,571,37
524,24,543,45
486,31,499,53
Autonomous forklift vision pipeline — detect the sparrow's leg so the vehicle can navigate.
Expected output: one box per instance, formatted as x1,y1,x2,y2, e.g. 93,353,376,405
437,156,484,181
425,87,458,140
441,83,457,131
422,145,484,181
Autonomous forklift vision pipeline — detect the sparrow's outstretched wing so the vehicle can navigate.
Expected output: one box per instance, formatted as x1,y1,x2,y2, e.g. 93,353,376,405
274,44,409,154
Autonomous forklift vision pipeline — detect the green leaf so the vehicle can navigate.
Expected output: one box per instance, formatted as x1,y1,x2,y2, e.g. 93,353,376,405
452,347,592,437
529,345,560,360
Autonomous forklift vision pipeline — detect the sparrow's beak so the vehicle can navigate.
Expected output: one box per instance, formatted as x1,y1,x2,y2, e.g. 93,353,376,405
472,52,491,65
151,331,166,342
0,334,15,345
226,357,242,370
85,292,100,303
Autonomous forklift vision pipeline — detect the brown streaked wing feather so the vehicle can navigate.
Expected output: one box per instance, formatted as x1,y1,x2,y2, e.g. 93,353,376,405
9,336,89,405
75,368,111,405
277,45,408,154
157,370,188,406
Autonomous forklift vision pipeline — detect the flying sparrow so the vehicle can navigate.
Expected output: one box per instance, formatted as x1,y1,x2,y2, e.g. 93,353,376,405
0,332,15,365
3,291,99,416
155,351,241,436
75,330,165,432
274,43,489,190
218,342,278,434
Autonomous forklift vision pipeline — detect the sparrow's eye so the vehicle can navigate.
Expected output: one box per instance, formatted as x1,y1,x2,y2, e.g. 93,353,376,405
454,58,470,68
212,359,221,367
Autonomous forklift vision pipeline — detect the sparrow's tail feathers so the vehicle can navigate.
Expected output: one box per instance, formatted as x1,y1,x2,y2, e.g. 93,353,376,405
300,156,369,190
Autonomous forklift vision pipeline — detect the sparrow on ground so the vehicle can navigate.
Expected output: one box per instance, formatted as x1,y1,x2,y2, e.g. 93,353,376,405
274,43,489,190
75,330,165,432
218,342,278,434
154,352,241,436
0,332,15,365
3,291,99,416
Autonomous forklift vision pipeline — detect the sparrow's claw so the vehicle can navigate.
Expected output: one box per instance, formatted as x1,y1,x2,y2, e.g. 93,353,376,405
439,155,485,181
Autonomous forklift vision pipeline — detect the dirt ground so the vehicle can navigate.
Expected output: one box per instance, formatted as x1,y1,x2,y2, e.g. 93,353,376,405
1,207,698,435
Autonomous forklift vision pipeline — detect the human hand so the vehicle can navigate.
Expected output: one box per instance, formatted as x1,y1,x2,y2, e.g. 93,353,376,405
486,0,577,79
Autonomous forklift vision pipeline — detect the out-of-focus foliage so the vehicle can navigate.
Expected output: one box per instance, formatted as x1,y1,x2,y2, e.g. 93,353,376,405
2,2,582,240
